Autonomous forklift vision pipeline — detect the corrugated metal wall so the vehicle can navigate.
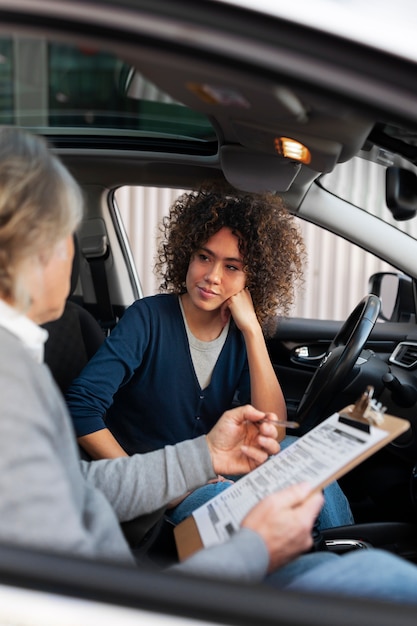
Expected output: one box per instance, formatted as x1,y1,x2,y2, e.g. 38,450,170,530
292,158,396,319
116,167,396,320
117,185,183,297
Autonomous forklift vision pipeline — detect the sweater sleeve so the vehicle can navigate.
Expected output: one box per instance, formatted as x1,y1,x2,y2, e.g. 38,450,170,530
66,300,151,436
171,528,269,583
0,337,134,563
81,435,216,521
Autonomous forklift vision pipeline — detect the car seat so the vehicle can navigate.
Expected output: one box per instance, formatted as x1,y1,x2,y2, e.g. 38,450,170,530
42,235,105,395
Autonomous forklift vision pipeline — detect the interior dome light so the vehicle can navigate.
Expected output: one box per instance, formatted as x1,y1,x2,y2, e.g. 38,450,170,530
274,137,311,164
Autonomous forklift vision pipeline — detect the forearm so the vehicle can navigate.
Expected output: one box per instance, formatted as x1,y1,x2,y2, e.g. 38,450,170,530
78,428,128,459
243,326,287,440
81,435,216,521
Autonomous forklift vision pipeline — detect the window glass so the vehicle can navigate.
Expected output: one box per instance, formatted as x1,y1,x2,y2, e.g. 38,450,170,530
320,158,417,240
0,38,13,124
115,186,396,321
294,220,396,320
0,36,217,149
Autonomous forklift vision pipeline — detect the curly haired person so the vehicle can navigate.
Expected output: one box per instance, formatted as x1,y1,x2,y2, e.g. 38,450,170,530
66,185,353,529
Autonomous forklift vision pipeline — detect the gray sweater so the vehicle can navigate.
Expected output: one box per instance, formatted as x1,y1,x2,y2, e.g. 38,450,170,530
0,327,268,582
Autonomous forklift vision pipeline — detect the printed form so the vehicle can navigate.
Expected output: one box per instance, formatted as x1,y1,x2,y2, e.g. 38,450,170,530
193,412,387,549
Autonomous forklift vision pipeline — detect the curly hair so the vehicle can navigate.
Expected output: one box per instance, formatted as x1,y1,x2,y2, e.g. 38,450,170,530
155,184,305,335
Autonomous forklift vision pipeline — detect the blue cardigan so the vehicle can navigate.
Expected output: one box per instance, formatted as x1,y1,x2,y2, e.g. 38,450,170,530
66,294,250,453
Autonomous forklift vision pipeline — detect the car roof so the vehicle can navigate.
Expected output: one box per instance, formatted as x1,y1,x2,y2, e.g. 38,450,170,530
214,0,417,63
1,0,417,210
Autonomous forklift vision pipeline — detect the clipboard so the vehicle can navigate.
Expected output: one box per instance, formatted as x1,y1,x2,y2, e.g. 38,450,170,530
174,388,410,561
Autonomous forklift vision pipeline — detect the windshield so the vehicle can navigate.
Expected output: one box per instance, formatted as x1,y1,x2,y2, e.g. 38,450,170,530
319,157,417,241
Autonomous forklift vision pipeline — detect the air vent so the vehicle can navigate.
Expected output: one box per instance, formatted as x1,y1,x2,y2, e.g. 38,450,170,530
389,342,417,368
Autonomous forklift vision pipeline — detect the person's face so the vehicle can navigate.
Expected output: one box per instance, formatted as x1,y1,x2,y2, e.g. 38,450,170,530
185,227,246,313
27,234,74,325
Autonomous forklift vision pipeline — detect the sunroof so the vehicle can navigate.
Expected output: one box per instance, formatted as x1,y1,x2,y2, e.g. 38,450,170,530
0,37,217,149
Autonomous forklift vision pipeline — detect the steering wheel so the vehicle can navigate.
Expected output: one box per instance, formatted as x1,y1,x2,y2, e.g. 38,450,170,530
296,294,381,433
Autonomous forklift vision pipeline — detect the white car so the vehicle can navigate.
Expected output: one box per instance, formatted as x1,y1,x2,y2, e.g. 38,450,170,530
1,1,417,623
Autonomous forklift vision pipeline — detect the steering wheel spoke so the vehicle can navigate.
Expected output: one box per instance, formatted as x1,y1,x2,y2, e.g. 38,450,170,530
296,295,381,433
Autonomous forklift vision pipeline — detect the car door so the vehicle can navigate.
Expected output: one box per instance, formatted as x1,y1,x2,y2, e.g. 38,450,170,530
265,219,417,427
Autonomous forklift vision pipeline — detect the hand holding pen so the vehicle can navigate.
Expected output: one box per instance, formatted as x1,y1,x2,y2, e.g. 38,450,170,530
258,418,299,429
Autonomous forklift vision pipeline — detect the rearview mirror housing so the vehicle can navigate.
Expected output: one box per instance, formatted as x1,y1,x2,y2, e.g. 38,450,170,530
386,167,417,221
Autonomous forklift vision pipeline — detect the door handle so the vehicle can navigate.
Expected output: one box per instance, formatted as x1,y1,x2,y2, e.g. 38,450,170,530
293,346,326,364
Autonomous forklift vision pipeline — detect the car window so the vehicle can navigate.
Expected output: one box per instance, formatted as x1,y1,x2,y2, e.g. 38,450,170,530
294,220,396,320
0,37,217,150
320,157,417,240
115,186,396,322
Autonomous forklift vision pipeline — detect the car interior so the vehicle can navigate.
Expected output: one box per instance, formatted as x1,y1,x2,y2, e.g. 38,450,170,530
39,39,417,557
3,1,417,622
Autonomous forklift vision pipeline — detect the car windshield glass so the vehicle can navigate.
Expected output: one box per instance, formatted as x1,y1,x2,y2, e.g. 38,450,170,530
319,157,417,242
0,37,217,149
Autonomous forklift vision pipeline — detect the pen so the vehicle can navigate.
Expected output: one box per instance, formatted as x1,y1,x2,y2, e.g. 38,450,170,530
258,419,300,429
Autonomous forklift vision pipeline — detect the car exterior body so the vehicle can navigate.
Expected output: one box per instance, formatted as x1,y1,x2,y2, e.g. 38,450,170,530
2,0,417,623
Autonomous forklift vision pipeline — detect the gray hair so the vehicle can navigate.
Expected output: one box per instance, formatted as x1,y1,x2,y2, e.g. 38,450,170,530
0,127,83,308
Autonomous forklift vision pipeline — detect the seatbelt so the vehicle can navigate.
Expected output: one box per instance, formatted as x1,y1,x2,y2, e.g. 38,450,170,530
82,234,117,334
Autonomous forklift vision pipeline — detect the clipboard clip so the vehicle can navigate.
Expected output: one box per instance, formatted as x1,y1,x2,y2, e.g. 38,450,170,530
338,386,386,432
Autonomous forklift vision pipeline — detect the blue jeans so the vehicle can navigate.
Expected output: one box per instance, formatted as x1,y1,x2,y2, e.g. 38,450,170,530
167,435,354,528
266,549,417,604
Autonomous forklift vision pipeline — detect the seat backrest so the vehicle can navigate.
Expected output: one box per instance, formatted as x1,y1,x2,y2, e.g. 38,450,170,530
42,236,105,394
42,300,104,394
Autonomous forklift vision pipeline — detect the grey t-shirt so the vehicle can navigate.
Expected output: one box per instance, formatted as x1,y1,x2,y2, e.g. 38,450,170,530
179,296,229,389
